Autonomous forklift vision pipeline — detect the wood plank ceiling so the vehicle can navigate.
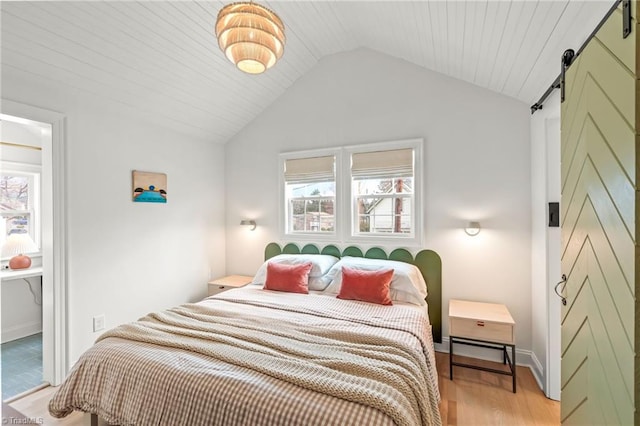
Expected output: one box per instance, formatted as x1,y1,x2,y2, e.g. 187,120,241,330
1,1,614,144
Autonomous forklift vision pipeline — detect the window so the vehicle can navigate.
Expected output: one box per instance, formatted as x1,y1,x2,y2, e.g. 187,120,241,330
0,162,41,251
348,144,419,241
282,154,337,236
280,139,422,245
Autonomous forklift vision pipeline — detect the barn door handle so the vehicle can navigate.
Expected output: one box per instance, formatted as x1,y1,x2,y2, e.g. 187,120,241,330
554,274,567,306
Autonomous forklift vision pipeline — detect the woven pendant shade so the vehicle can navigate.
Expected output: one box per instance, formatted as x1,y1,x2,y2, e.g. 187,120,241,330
215,2,285,74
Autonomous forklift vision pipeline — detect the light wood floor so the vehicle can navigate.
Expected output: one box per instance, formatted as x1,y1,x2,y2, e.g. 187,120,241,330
7,385,83,425
437,352,559,425
6,351,559,425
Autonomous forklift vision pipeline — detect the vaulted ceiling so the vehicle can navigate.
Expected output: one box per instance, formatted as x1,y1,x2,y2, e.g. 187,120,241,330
1,1,614,144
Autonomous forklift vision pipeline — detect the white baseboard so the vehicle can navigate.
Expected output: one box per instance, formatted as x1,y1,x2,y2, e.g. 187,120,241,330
1,321,42,343
436,337,544,393
529,351,545,393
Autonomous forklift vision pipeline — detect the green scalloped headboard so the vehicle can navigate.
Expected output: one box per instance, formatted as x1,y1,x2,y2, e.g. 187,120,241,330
264,242,442,343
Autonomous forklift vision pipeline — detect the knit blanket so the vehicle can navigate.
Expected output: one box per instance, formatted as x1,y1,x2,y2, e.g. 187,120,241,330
49,288,441,426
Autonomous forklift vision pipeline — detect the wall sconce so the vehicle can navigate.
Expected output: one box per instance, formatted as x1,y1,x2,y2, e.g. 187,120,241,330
240,219,257,231
464,221,481,236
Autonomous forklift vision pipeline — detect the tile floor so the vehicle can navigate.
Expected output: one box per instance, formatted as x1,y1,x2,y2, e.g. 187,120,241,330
1,333,43,400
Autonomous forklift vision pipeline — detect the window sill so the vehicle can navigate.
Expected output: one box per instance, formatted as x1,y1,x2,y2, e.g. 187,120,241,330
346,234,424,248
282,232,338,242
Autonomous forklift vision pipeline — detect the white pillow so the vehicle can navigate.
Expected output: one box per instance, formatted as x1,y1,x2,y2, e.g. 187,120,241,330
253,254,340,291
324,256,428,306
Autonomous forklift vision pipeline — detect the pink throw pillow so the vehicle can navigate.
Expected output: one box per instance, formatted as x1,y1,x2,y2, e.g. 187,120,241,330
337,266,394,305
264,262,312,294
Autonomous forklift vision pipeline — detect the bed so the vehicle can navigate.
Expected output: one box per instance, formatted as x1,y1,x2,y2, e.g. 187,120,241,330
49,243,443,426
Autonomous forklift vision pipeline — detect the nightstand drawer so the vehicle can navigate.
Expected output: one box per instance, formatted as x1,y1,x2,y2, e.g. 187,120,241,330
207,275,253,297
450,317,514,344
208,285,230,296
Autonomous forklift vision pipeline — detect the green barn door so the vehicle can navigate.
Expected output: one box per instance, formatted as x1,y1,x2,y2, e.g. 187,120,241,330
560,1,637,425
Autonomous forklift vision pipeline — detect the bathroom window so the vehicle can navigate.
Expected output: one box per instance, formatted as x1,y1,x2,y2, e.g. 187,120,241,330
0,162,41,251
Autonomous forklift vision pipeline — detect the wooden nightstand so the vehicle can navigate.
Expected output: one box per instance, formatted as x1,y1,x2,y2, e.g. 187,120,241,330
208,275,253,296
449,299,516,392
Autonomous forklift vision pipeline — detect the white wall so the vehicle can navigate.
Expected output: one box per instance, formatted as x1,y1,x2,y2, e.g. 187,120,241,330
2,67,226,365
225,48,533,353
530,91,561,398
0,121,44,342
1,278,42,343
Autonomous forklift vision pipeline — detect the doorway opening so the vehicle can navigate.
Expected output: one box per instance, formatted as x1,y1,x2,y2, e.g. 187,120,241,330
0,100,68,394
0,115,50,401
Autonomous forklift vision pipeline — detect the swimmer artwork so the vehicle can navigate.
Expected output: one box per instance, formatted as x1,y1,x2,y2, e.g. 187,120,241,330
132,170,167,203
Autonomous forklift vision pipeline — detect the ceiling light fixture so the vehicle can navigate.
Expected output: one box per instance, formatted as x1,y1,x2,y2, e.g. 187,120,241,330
215,2,285,75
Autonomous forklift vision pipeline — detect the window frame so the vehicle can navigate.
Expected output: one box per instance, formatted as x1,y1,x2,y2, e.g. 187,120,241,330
279,148,341,242
0,161,42,256
279,139,423,246
343,138,423,246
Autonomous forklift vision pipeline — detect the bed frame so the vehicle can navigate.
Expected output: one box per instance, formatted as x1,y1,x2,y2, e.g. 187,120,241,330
265,242,442,343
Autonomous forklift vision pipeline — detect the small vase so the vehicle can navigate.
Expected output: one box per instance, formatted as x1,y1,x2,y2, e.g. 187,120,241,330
9,254,32,270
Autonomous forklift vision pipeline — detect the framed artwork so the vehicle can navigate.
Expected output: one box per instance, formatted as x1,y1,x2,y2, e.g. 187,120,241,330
132,170,167,203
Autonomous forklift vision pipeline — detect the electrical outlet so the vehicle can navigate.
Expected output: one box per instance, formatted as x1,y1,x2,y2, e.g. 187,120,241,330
93,315,105,332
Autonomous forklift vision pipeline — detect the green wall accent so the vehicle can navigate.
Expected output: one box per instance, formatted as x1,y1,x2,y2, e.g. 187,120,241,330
264,242,281,260
301,244,320,254
415,249,442,344
320,245,341,258
262,242,442,343
364,247,387,259
342,246,363,257
389,248,413,263
282,243,300,254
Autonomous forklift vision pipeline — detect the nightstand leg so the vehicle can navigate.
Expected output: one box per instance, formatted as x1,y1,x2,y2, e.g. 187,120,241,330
512,344,516,393
449,337,453,380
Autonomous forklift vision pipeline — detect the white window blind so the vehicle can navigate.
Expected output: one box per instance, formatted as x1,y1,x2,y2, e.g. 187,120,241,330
284,155,335,183
351,148,413,179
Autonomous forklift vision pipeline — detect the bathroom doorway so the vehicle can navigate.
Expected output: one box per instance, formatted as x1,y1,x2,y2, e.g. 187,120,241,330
0,116,48,400
0,101,68,397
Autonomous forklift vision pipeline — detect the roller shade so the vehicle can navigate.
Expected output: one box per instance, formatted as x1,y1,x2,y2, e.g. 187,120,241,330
351,148,413,179
284,155,335,184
